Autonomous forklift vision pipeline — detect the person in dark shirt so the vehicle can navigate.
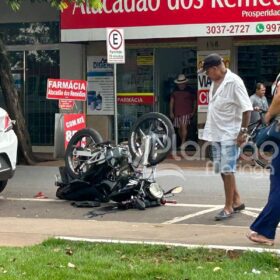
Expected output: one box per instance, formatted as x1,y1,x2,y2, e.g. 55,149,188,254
169,74,196,149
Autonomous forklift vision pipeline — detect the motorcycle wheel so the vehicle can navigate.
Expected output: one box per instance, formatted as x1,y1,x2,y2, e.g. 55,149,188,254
65,128,103,179
128,112,174,166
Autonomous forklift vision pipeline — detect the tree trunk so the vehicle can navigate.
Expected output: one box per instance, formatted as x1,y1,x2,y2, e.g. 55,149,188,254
0,39,37,165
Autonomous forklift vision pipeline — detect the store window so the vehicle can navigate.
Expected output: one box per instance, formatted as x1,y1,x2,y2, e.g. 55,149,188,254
0,22,59,146
117,48,154,142
238,45,280,101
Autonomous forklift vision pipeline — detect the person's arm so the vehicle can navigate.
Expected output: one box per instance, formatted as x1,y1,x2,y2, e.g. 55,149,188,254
237,111,251,146
241,111,251,128
265,85,280,123
169,96,174,120
192,99,197,116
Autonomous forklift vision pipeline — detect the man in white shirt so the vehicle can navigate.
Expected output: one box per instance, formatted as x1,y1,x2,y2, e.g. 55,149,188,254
202,53,253,221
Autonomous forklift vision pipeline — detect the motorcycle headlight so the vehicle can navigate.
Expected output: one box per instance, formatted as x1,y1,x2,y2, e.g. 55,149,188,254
148,183,163,199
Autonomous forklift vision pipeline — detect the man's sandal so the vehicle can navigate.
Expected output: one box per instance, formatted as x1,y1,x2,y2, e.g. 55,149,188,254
214,210,233,221
233,203,245,212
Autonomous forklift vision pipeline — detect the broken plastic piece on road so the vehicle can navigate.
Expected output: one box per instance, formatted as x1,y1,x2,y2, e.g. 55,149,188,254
33,192,48,199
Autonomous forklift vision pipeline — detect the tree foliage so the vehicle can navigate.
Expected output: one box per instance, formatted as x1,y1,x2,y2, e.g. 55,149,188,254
7,0,102,11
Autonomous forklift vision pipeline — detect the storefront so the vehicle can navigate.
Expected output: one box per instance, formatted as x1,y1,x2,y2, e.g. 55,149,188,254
0,2,85,153
60,2,280,144
2,2,280,152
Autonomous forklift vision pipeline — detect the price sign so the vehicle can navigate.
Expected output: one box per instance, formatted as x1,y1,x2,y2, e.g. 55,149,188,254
64,113,86,149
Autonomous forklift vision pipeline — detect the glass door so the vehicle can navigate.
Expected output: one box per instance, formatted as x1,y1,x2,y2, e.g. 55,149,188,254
117,48,155,142
25,50,59,145
8,49,59,146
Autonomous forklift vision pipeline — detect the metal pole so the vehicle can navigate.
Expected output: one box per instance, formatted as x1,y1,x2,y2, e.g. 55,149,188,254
114,63,118,145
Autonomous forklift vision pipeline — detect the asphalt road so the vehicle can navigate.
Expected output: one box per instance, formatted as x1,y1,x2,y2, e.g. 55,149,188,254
0,163,270,229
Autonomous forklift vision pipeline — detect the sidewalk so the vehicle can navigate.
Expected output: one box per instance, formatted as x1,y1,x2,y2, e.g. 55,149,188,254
0,217,279,251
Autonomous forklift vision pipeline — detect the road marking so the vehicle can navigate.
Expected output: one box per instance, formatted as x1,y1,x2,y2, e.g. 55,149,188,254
0,197,65,202
56,236,280,254
240,210,259,218
163,206,222,224
166,203,263,211
164,204,263,224
166,203,224,208
0,198,264,215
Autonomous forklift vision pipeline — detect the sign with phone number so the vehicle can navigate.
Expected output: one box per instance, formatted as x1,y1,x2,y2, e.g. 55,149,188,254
204,21,280,36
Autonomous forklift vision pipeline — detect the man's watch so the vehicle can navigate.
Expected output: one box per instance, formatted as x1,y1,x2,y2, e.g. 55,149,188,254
240,127,248,134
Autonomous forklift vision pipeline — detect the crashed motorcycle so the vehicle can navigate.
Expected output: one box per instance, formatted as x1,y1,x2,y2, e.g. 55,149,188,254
55,112,181,210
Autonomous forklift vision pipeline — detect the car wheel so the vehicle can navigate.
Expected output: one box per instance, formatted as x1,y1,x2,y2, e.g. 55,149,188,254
0,180,8,193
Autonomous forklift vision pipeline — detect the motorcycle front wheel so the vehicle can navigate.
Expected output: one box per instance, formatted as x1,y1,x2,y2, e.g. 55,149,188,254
65,128,103,179
128,112,175,166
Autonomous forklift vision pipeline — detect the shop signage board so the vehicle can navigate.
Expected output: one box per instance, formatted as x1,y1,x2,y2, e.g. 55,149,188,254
106,28,125,64
46,78,87,101
64,113,86,149
59,99,75,110
61,2,280,41
197,50,231,113
117,93,154,105
87,56,114,115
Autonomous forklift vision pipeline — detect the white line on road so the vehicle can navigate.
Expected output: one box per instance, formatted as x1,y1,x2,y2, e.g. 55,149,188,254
163,206,222,224
166,203,223,208
0,198,264,214
0,197,65,202
240,210,259,218
166,203,262,211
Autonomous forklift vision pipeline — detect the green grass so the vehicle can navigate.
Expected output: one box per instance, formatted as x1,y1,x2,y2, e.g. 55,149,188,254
0,239,278,279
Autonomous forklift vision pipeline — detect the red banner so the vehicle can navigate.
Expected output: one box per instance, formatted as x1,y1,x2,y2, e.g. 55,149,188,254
61,2,280,29
64,114,86,149
117,94,154,105
61,1,280,40
47,79,87,101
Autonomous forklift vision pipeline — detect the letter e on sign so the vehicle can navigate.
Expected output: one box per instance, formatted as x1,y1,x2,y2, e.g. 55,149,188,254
106,28,125,64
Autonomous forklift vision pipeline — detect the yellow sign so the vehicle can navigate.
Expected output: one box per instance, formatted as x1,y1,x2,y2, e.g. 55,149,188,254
137,55,154,65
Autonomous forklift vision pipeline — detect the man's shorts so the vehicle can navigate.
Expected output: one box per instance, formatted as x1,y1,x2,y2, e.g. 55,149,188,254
211,140,240,174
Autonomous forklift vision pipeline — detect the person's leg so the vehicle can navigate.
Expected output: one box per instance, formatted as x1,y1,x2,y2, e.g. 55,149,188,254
249,149,280,240
215,141,240,220
211,142,221,174
179,124,188,146
221,173,235,214
232,177,242,208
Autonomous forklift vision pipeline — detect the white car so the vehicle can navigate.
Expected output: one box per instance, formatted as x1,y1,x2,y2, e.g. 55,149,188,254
0,107,18,192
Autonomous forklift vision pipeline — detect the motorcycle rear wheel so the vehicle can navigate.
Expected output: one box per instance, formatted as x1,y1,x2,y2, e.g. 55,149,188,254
128,112,174,166
65,128,103,179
